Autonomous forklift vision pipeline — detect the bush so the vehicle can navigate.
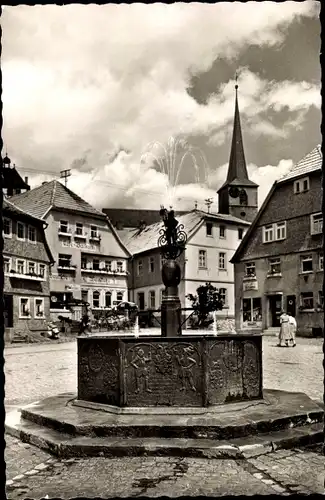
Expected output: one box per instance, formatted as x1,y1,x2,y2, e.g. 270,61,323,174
186,282,223,328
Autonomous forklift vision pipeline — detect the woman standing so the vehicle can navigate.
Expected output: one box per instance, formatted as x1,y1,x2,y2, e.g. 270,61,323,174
278,310,291,347
288,315,297,347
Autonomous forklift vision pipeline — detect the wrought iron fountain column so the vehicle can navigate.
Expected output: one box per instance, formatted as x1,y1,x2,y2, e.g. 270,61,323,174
158,207,187,337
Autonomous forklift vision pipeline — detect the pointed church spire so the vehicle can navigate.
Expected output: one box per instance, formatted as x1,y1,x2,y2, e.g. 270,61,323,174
226,78,249,183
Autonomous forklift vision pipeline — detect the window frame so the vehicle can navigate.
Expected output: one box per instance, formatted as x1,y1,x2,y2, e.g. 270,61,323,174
4,256,11,274
294,176,310,194
301,254,313,274
3,218,12,238
28,225,36,243
268,257,281,276
206,222,213,237
19,297,31,319
219,225,226,239
59,220,69,234
92,290,100,308
28,261,36,275
137,259,143,276
242,297,262,324
238,228,243,240
105,291,112,308
148,256,155,273
318,291,324,309
90,225,98,239
17,259,26,275
149,290,156,309
216,287,227,307
116,261,123,273
218,251,226,270
75,222,84,236
300,292,314,310
319,253,323,271
39,263,46,278
116,291,124,303
92,258,100,271
310,212,323,235
17,221,25,240
58,254,72,268
245,262,256,278
34,297,45,318
263,221,287,243
198,249,207,269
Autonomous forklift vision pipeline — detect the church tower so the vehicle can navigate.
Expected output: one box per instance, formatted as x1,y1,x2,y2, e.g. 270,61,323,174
218,81,258,223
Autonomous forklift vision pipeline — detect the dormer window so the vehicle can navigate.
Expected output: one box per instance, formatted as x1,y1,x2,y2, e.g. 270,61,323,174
294,177,310,194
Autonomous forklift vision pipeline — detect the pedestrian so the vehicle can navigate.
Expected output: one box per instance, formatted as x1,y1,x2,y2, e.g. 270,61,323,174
278,310,291,347
288,314,297,347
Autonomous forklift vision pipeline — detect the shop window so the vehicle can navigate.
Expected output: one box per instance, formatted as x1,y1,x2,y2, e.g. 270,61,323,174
34,298,45,318
301,255,313,273
20,297,31,318
198,249,207,268
243,297,262,323
300,292,314,310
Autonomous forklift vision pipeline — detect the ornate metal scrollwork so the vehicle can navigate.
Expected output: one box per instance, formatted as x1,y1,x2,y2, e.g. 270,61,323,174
158,207,187,260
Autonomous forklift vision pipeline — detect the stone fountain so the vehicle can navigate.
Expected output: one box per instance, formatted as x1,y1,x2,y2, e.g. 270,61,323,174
5,208,323,458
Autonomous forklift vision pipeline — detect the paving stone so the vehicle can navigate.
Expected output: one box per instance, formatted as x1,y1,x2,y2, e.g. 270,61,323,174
24,469,40,476
12,474,25,481
271,484,288,493
34,463,49,471
6,480,14,486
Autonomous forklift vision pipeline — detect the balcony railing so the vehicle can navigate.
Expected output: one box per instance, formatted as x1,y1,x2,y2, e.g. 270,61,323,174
58,230,72,237
74,232,87,239
6,270,46,281
57,264,77,271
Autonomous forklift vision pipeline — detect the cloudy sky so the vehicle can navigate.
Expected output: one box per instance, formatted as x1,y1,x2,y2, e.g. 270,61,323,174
2,2,321,212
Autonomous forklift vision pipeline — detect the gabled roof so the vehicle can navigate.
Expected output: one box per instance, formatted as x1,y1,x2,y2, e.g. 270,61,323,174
231,145,322,263
277,144,322,183
10,180,107,219
218,86,258,192
119,209,250,256
102,208,189,228
3,198,55,264
3,197,45,224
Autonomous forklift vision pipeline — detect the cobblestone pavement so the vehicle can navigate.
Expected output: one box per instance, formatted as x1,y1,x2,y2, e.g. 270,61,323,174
5,443,324,498
4,335,323,406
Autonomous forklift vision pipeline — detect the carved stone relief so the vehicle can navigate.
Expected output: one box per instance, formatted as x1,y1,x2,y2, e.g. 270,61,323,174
243,341,261,398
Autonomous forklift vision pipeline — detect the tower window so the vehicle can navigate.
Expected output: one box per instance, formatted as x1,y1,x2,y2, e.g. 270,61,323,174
239,189,248,206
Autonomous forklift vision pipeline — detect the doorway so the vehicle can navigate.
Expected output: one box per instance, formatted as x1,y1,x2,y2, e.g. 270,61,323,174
268,294,282,327
137,292,145,311
286,295,296,317
4,294,13,328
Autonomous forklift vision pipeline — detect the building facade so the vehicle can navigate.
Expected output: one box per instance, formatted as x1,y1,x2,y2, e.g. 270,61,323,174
3,199,54,341
231,145,323,337
120,210,250,320
11,180,130,320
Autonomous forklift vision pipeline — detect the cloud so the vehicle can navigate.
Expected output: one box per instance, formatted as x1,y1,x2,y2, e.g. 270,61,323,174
2,2,319,211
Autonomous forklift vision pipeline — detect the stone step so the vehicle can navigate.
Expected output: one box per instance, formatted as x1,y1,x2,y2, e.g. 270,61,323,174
5,411,323,459
19,396,323,441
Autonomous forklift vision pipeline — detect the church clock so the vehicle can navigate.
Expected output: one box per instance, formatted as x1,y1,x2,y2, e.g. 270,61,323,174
229,186,239,198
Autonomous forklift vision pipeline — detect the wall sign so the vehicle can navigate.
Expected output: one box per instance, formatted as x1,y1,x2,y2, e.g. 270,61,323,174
61,241,99,251
243,281,258,291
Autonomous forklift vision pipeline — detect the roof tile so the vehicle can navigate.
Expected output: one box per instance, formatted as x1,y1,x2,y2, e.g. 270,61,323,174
278,144,322,183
